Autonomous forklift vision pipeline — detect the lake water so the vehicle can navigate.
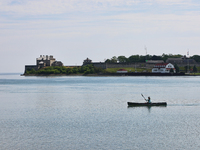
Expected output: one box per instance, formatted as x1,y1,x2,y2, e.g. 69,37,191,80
0,74,200,150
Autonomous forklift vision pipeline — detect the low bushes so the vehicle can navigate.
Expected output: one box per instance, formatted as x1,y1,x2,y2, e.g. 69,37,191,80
25,65,105,75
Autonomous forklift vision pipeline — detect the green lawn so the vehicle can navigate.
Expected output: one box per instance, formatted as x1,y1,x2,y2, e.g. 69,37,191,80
105,68,152,73
179,66,200,73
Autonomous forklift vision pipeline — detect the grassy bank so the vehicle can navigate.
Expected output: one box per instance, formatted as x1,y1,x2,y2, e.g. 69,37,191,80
106,67,152,73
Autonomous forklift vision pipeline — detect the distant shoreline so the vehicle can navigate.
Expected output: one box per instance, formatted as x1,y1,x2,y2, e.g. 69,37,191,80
21,72,195,77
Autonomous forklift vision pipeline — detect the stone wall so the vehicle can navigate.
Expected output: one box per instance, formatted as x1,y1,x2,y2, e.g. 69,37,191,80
93,62,200,69
85,62,159,69
36,59,55,67
106,63,146,69
175,63,200,67
25,65,38,73
36,55,56,67
92,63,107,69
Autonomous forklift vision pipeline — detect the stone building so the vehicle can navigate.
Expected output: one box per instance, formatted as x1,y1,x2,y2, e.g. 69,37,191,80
36,55,55,67
82,58,107,69
166,56,196,64
52,61,63,66
146,60,164,64
25,55,63,73
83,58,92,65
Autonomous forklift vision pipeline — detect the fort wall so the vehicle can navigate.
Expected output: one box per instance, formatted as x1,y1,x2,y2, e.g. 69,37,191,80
92,62,200,69
91,62,155,69
92,63,107,69
174,63,200,67
25,65,38,73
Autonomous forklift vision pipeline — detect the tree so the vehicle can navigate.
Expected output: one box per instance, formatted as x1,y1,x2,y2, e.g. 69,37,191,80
118,56,128,63
152,55,162,60
110,56,118,63
173,54,182,58
184,66,188,73
72,67,79,74
139,55,146,62
105,59,111,63
161,53,183,62
65,68,71,74
170,68,174,73
174,64,179,73
162,53,169,62
184,66,191,73
191,55,200,62
54,70,60,74
146,54,152,61
128,55,140,62
193,65,197,73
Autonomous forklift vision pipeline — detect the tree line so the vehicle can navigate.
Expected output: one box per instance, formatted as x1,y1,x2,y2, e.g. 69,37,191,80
25,65,104,75
105,54,200,63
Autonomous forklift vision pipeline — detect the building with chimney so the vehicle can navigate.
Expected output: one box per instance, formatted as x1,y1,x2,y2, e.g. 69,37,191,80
24,55,63,73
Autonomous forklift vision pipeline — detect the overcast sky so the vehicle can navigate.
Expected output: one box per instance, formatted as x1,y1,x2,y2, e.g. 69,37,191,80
1,0,200,73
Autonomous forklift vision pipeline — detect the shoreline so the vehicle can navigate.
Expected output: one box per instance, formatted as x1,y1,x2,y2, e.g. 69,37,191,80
21,72,197,77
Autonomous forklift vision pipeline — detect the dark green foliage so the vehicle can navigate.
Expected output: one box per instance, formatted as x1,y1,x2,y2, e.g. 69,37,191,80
37,66,62,74
110,56,118,63
174,64,179,73
105,59,111,63
184,66,191,73
25,65,103,75
94,67,104,73
162,53,183,62
81,64,95,74
193,65,197,73
26,68,36,74
106,53,185,63
72,67,79,74
170,68,174,73
191,55,200,62
184,66,187,73
128,55,140,62
152,55,162,60
139,55,146,62
117,56,128,63
161,53,169,62
105,56,118,63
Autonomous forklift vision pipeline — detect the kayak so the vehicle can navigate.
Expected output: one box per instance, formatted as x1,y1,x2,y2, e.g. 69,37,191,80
127,102,167,107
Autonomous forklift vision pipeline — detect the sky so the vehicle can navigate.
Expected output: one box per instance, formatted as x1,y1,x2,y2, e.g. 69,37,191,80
1,0,200,73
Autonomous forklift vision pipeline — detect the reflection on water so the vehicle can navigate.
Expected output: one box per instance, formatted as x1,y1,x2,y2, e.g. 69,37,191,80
127,105,167,113
0,75,200,150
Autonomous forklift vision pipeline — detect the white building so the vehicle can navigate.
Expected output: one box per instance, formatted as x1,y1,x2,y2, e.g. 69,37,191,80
152,63,176,73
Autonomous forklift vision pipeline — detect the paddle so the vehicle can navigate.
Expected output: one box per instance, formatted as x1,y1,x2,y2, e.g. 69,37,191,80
141,93,147,102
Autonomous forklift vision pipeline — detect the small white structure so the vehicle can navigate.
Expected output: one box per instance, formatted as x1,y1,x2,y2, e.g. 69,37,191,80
117,69,128,73
152,63,176,73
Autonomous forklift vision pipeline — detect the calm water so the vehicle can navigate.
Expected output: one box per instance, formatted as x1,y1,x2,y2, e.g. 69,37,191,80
0,74,200,150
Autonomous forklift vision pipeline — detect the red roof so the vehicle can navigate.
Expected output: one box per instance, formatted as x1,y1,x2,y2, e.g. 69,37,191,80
154,63,169,68
155,63,168,66
117,69,127,71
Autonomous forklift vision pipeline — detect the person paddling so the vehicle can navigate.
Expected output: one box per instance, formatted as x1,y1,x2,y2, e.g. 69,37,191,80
147,96,151,103
141,94,151,103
